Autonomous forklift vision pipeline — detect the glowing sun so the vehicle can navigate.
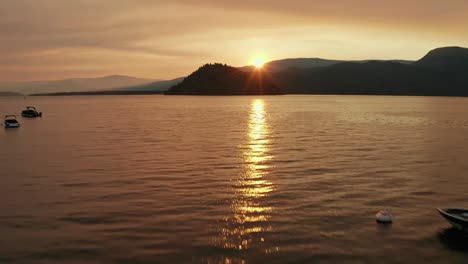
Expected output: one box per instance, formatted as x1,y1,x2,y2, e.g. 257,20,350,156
251,56,266,69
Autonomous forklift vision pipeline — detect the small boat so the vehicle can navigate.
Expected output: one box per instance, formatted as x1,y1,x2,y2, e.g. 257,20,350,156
4,115,20,128
376,210,393,224
21,106,42,118
437,208,468,232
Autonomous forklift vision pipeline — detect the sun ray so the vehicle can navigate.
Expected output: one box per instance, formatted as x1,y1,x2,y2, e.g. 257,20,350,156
250,56,266,69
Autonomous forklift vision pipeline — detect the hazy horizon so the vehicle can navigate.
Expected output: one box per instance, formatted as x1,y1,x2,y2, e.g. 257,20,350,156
1,0,468,82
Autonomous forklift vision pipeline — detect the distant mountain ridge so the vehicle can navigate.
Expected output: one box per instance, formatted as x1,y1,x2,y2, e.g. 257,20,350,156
271,46,468,96
0,75,154,95
0,91,23,96
116,77,184,92
18,46,468,97
165,46,468,96
238,58,343,73
238,58,414,73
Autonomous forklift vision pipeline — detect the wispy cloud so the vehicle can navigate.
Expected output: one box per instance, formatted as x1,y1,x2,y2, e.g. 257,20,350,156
1,0,467,81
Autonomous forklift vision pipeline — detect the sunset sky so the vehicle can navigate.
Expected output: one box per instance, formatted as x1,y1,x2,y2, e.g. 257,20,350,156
1,0,468,81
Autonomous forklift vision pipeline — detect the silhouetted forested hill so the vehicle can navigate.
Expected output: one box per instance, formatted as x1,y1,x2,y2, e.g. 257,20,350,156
165,64,283,95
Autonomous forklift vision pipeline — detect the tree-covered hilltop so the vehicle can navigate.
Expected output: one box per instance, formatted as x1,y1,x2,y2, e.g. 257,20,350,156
165,63,283,95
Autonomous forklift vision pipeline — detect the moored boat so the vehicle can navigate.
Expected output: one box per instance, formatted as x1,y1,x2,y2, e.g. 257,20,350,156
21,106,42,118
4,115,20,128
376,210,393,224
437,208,468,232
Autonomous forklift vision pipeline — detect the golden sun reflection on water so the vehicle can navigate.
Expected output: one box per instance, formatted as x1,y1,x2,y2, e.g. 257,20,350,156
220,99,275,252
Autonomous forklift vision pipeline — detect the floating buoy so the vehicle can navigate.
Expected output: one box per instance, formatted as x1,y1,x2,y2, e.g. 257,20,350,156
376,210,393,224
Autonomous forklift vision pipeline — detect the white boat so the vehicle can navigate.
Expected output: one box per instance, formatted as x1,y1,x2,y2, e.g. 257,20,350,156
21,106,42,118
4,115,20,128
376,210,393,223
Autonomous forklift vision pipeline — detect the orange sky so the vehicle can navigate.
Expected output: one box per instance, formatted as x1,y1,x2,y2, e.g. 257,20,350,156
1,0,468,81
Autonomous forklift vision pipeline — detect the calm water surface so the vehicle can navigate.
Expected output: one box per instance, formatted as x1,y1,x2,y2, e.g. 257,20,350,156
1,95,468,263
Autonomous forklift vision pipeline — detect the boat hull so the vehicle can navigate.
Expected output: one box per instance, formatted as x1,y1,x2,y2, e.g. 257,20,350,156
438,208,468,232
21,113,41,118
4,123,20,128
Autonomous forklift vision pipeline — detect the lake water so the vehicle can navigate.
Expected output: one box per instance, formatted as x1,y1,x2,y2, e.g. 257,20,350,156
1,95,468,263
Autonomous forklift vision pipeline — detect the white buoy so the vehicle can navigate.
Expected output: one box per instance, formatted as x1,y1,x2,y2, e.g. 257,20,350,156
376,210,393,223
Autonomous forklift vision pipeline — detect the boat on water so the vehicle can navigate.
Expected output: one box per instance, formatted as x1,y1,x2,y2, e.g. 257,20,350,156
4,115,20,128
376,210,393,224
437,208,468,232
21,106,42,118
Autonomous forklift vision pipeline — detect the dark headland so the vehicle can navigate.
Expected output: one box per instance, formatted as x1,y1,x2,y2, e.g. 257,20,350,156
165,63,283,95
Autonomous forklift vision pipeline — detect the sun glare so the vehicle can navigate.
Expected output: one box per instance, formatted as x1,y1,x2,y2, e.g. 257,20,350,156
251,57,266,69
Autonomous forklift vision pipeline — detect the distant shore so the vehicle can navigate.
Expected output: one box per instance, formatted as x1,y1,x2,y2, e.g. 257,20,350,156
30,90,165,96
0,91,24,97
27,92,468,97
